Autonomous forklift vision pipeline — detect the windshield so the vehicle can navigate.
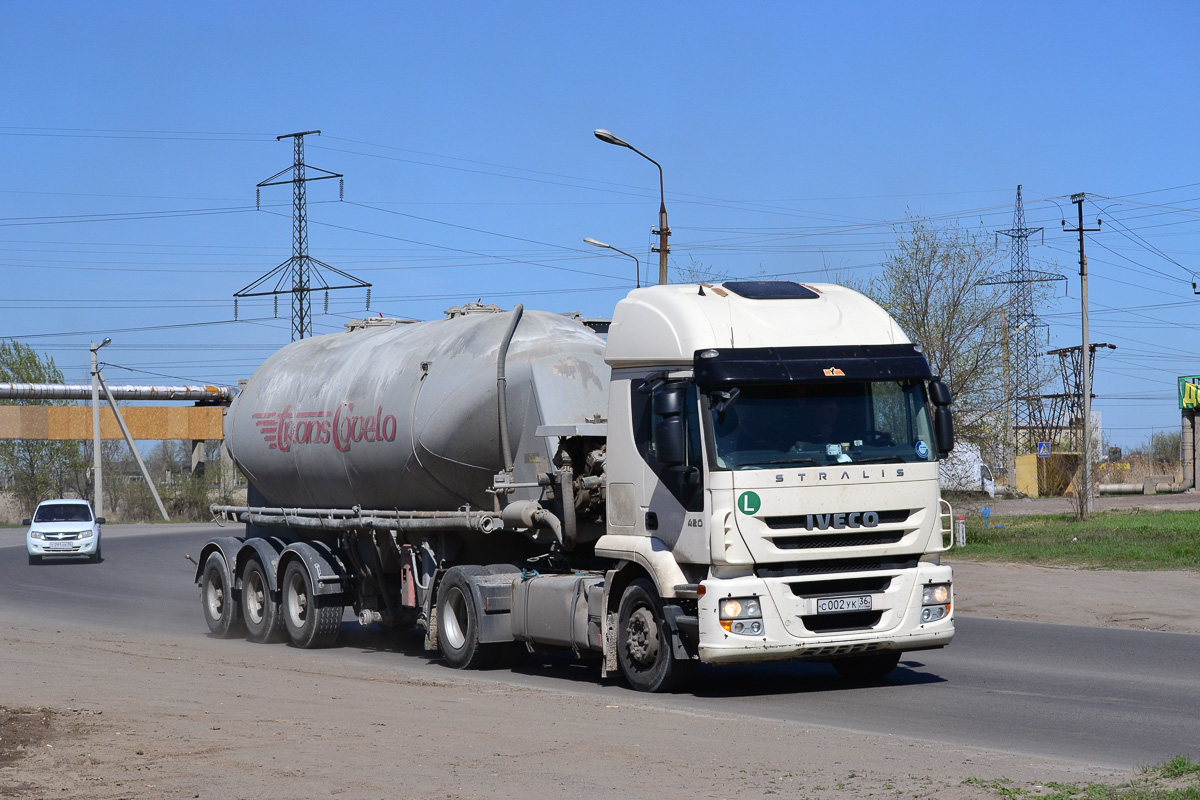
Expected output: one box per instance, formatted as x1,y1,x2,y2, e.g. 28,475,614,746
708,380,936,470
34,503,93,523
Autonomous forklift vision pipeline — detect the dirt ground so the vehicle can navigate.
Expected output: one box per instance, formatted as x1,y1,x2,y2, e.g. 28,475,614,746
3,557,1197,800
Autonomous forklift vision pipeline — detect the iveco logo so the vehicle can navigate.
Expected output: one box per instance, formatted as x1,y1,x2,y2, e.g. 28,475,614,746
804,512,880,531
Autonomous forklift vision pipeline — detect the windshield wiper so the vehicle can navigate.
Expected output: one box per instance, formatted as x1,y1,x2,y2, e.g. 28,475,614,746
852,455,905,464
737,458,821,468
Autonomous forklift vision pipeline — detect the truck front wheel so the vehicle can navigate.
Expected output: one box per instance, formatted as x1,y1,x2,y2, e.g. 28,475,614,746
436,566,499,670
281,560,342,648
617,578,694,693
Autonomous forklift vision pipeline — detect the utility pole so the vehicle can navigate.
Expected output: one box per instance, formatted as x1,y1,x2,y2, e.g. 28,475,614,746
236,131,371,341
90,338,110,518
1063,193,1102,517
1000,308,1015,492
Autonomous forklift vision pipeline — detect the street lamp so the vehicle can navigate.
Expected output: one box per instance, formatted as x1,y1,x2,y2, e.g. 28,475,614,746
584,237,641,288
593,129,670,285
90,337,111,518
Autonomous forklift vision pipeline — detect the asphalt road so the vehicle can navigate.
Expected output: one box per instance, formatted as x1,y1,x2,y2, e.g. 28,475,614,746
2,522,1197,769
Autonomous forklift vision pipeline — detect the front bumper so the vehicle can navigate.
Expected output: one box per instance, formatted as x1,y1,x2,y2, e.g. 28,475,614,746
697,562,954,664
28,537,98,556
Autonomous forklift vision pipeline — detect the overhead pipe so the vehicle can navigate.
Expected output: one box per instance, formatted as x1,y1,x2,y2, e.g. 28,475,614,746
0,382,238,403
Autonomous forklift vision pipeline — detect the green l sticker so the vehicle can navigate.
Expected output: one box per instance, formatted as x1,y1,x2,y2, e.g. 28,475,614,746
738,491,761,515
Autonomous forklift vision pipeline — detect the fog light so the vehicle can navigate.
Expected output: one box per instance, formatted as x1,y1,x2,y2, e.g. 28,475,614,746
921,605,949,623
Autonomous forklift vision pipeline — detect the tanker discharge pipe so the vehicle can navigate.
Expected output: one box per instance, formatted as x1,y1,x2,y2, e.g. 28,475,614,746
496,304,524,475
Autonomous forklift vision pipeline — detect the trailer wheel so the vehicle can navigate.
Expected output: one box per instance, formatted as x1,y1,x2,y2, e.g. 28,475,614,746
201,551,244,638
242,557,286,643
831,651,902,682
281,560,342,648
617,578,694,693
437,566,499,670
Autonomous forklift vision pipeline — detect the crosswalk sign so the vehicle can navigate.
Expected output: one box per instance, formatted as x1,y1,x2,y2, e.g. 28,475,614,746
1037,442,1050,458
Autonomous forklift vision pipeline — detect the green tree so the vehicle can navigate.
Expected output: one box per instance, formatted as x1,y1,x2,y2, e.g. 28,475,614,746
0,341,88,515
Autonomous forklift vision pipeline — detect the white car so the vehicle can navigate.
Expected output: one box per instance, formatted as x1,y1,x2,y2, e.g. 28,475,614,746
25,499,104,565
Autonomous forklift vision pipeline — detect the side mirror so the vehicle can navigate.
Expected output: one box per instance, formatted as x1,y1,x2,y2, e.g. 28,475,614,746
654,416,685,466
928,379,951,406
96,517,106,525
21,518,31,526
935,406,955,458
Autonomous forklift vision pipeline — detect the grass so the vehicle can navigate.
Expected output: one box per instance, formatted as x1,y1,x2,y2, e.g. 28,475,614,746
966,756,1200,799
950,509,1200,570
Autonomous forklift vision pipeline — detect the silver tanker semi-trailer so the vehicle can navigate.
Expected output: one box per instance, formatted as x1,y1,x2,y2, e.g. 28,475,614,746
199,281,958,692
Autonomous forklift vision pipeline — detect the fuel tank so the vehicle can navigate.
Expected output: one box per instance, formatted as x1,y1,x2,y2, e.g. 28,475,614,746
225,307,610,510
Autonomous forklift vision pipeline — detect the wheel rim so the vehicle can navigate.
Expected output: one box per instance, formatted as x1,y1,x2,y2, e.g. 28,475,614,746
245,570,266,625
442,587,468,650
285,570,309,627
204,568,225,621
625,606,660,666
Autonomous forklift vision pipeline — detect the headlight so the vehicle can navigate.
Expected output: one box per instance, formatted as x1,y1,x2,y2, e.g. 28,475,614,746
719,596,763,635
78,530,93,539
922,584,950,605
720,597,761,619
30,531,45,540
920,583,951,623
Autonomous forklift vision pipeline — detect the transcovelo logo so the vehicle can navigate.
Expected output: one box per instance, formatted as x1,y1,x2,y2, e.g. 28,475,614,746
253,404,398,453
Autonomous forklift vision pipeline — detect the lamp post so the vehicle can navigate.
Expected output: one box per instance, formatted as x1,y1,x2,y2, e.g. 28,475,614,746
584,237,641,288
594,129,669,285
90,337,111,518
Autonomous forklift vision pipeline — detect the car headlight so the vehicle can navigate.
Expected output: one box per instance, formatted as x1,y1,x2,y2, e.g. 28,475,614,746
78,530,93,539
30,531,45,540
719,596,763,635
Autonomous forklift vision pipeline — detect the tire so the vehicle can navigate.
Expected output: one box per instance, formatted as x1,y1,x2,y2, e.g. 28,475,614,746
281,560,342,648
617,578,694,693
91,541,101,564
831,651,902,682
436,566,500,670
241,557,286,643
200,551,244,638
28,553,41,566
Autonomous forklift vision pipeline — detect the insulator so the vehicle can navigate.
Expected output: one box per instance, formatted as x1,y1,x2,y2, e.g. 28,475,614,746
234,297,238,321
256,188,260,210
339,178,344,201
324,290,329,314
365,288,371,309
273,295,278,318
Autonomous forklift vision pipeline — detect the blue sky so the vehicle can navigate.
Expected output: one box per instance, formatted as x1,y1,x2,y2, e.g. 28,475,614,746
2,2,1197,450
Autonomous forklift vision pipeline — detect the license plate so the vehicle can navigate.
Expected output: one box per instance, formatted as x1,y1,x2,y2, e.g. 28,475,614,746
44,542,75,551
816,595,872,614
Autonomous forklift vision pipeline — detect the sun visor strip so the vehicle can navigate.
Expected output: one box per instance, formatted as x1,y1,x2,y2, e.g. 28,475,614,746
693,344,933,385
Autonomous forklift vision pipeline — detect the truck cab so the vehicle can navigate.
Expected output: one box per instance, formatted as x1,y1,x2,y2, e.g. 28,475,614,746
597,281,955,686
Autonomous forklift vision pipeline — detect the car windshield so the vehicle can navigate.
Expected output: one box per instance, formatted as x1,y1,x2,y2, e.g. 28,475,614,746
708,379,936,470
34,503,93,523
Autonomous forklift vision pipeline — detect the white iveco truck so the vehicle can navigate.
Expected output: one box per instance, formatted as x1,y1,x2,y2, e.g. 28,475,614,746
200,281,956,692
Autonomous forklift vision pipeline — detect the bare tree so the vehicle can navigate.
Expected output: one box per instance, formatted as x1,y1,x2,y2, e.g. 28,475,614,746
855,216,1007,454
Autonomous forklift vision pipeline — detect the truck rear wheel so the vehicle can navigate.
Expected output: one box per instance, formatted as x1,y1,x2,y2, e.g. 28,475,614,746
831,651,902,682
242,557,285,643
201,551,243,638
281,560,342,648
437,566,500,670
617,578,694,693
